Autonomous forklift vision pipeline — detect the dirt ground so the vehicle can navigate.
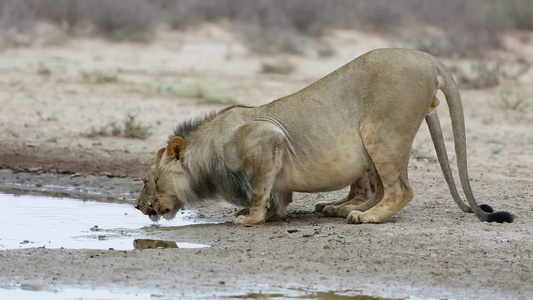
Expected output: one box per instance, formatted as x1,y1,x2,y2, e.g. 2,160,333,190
0,24,532,299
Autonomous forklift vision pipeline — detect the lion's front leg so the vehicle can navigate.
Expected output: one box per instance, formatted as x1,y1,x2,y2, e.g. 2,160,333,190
233,122,283,226
233,166,283,226
233,200,267,226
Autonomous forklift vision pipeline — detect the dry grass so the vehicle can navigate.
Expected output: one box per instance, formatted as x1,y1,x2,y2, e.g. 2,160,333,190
158,80,237,104
95,72,118,84
260,58,296,75
80,71,119,84
86,114,152,140
122,114,152,139
450,62,501,89
498,88,529,111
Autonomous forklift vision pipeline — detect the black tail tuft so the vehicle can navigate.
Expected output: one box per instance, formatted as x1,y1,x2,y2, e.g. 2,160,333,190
487,211,514,223
479,204,494,213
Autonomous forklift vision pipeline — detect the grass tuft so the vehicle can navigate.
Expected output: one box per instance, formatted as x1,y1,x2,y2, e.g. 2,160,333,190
86,114,152,140
158,81,237,104
260,58,296,75
498,88,528,111
95,72,118,83
122,114,152,139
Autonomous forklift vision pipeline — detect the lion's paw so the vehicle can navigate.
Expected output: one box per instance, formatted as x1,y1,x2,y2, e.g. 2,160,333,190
233,215,263,227
235,208,250,217
323,205,354,218
315,202,328,212
322,205,336,217
347,211,379,224
315,201,331,212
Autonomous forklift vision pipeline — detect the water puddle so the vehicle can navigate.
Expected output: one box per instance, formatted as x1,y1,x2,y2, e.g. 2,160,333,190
0,287,159,300
228,291,400,299
0,286,403,300
0,193,210,250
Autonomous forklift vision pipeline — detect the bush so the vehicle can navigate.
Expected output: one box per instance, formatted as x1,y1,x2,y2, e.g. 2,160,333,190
154,0,241,29
237,0,329,54
412,1,502,58
81,0,156,41
0,0,37,32
2,0,533,56
490,0,533,30
34,0,82,31
34,0,157,41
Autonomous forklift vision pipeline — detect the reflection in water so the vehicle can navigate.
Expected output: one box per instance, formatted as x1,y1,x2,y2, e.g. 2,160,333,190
0,193,203,250
230,291,401,300
133,239,178,249
132,239,210,249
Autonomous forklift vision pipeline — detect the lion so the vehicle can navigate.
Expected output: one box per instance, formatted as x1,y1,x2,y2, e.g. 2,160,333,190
135,48,513,226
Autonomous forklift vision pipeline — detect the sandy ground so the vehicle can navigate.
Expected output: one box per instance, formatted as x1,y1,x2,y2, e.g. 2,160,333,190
0,24,532,299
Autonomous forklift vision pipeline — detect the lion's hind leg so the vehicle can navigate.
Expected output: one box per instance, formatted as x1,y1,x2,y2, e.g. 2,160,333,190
347,120,416,224
236,192,292,222
315,192,356,213
323,197,366,218
317,166,378,218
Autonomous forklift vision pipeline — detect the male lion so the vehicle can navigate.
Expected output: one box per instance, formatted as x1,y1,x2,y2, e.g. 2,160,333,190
135,48,513,226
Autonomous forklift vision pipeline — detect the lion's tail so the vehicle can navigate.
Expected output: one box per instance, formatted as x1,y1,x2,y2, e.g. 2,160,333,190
425,111,472,214
434,61,513,223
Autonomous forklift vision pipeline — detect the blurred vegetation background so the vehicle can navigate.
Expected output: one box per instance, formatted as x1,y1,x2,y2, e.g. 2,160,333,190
0,0,532,57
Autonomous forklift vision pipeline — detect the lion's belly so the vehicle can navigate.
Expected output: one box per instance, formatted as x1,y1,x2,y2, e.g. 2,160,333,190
276,138,370,193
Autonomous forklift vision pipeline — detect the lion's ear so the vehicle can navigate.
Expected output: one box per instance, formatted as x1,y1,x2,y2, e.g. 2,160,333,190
155,147,166,166
166,136,186,160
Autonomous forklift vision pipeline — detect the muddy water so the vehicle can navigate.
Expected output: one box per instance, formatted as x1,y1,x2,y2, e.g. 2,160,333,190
0,193,209,250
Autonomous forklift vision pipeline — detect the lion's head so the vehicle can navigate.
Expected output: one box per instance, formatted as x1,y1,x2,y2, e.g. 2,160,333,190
134,164,160,222
136,108,256,222
135,137,196,221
